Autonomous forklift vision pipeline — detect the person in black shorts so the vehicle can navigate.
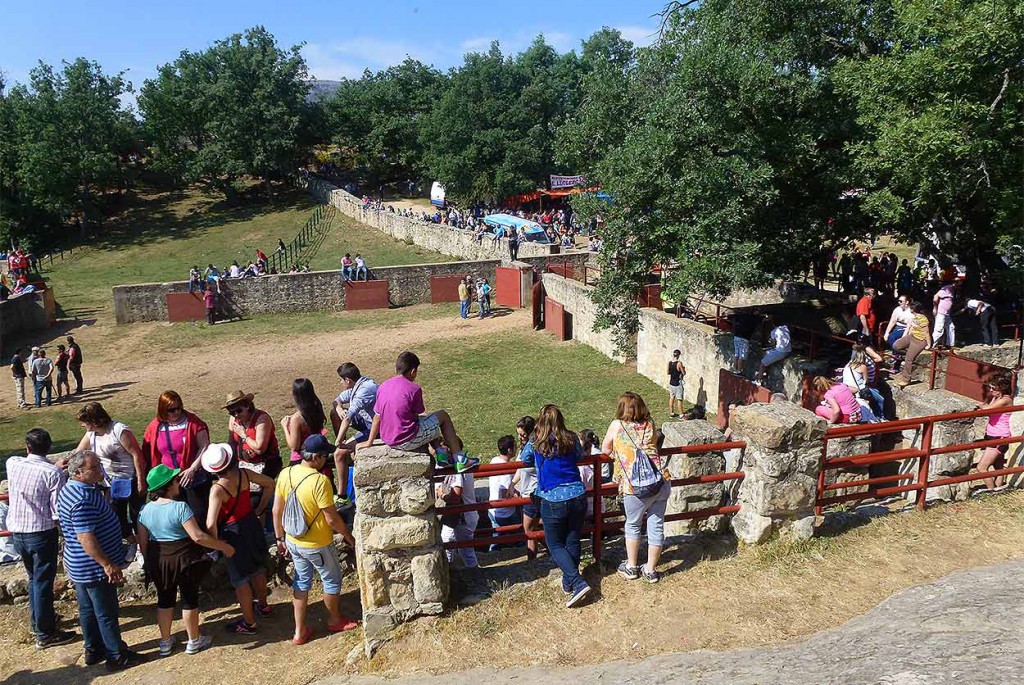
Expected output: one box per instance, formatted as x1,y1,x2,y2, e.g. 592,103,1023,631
667,350,685,417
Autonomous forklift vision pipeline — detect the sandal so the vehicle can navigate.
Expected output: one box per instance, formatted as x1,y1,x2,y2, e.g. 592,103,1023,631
327,618,360,633
292,627,314,645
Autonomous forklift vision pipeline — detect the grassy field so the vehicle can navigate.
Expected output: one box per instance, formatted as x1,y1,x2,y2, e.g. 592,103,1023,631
36,186,448,321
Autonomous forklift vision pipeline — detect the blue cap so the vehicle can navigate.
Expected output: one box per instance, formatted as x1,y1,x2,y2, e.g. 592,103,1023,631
301,433,333,457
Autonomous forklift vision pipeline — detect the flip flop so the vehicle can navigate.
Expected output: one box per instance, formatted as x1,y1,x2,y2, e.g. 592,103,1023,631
292,627,314,645
328,618,360,633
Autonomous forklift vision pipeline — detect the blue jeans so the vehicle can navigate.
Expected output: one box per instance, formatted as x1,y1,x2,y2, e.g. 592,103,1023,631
287,541,342,594
488,509,522,550
355,266,367,281
34,379,52,407
540,494,588,594
12,529,59,638
460,300,469,318
75,580,125,660
341,266,353,281
886,326,905,350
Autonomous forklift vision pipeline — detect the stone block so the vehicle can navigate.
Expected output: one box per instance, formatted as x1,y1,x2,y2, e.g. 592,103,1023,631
662,420,728,534
732,507,774,544
354,447,433,486
895,387,978,502
731,402,826,452
742,475,816,517
357,478,433,517
411,551,449,605
358,513,439,553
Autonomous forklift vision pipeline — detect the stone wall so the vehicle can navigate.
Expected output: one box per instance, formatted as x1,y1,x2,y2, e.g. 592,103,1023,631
541,272,624,362
0,289,56,354
894,386,983,502
661,420,728,535
637,308,731,409
353,445,448,656
305,177,562,263
729,402,826,544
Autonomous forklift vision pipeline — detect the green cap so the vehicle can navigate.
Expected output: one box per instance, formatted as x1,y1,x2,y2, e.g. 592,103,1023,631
146,464,181,492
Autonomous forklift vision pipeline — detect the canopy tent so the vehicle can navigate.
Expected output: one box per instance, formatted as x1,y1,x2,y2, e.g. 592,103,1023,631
506,186,602,209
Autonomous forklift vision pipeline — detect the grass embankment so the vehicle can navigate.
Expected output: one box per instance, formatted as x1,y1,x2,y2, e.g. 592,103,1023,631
37,186,448,321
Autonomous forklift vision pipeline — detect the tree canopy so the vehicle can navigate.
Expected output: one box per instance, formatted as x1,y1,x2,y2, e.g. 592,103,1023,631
138,26,311,198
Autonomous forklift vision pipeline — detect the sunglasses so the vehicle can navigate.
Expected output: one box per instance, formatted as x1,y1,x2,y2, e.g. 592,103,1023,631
228,406,245,416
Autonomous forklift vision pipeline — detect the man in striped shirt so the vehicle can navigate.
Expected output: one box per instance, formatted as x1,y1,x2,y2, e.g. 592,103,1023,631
57,451,138,672
6,428,73,648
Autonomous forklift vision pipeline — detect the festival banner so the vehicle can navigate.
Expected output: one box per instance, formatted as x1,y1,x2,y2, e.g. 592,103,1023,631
550,174,586,189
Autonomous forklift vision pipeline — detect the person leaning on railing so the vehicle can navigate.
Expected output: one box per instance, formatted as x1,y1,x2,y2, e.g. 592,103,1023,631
601,392,670,584
974,374,1015,492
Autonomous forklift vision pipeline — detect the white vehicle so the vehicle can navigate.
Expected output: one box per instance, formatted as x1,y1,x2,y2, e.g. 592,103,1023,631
430,182,446,208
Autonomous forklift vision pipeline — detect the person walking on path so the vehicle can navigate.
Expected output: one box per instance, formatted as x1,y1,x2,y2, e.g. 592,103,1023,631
11,347,28,409
519,404,592,608
57,451,139,672
667,350,685,417
30,348,54,407
273,434,359,645
459,276,471,319
54,344,71,401
6,428,75,648
66,335,84,394
602,392,670,584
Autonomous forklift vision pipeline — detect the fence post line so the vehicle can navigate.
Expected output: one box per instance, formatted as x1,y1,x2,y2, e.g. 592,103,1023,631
929,351,939,390
592,452,604,564
915,420,934,510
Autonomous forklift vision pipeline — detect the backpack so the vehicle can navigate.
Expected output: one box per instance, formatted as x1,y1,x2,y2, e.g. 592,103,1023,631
616,423,665,499
283,468,322,538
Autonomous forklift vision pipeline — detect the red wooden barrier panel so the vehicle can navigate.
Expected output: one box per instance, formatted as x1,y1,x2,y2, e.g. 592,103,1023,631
495,266,523,308
166,292,206,322
717,368,772,429
344,280,390,310
430,275,465,304
544,298,567,340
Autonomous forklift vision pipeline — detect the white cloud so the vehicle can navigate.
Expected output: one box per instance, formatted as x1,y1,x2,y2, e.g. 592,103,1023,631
302,43,370,81
615,24,659,48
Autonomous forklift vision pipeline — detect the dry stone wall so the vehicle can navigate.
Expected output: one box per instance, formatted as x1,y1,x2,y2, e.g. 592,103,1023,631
305,177,560,262
660,420,728,534
729,402,826,544
541,272,623,362
353,445,448,656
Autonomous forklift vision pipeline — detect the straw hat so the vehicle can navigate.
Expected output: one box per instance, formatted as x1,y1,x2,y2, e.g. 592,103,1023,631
223,390,255,409
200,443,233,473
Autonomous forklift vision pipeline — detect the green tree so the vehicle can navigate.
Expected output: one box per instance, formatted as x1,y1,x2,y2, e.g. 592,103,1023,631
563,1,871,351
5,58,133,243
834,0,1024,269
421,37,582,203
323,59,445,191
139,26,310,199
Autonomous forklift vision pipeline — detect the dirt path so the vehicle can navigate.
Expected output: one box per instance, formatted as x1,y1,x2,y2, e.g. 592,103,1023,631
0,307,532,424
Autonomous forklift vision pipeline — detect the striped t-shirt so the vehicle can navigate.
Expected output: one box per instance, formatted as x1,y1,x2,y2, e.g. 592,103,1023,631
57,480,125,583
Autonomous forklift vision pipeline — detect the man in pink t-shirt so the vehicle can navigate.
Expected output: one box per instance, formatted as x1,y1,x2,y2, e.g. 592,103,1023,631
360,351,478,473
932,282,956,348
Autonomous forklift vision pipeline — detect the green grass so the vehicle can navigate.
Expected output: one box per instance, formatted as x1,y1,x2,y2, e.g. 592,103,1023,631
306,213,449,271
37,186,449,321
415,331,674,459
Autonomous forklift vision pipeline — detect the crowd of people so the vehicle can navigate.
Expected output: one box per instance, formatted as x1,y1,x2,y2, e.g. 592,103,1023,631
5,347,690,671
9,336,85,409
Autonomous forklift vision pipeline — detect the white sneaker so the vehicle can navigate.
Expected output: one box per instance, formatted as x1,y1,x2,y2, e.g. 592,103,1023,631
158,637,174,657
185,634,213,654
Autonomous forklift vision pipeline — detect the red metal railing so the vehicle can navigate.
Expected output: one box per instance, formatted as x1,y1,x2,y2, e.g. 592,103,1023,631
927,348,1017,401
815,404,1024,515
434,442,746,559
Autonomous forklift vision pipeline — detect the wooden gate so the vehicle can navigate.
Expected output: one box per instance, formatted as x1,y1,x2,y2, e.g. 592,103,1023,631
717,368,772,429
495,266,524,308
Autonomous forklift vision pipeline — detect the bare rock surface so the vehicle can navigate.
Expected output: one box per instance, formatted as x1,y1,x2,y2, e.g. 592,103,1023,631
315,559,1024,685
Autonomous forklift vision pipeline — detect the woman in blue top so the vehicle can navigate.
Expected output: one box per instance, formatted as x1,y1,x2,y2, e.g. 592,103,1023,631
520,404,592,608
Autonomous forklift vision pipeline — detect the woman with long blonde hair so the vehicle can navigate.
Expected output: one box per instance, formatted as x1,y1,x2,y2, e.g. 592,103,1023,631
519,404,591,608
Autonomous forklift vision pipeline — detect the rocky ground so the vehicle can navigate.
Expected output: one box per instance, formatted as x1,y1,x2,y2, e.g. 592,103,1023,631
315,559,1024,685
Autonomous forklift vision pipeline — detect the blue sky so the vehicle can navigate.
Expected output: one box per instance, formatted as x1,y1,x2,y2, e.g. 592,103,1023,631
0,0,663,100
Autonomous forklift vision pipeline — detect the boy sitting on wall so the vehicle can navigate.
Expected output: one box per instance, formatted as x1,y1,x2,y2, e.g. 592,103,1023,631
359,351,478,473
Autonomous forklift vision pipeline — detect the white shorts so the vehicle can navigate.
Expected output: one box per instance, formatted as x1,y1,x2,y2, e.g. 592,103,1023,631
734,337,750,360
669,383,683,400
761,346,791,367
394,413,442,451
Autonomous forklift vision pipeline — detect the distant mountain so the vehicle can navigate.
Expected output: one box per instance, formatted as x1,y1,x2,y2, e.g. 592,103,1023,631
307,80,343,101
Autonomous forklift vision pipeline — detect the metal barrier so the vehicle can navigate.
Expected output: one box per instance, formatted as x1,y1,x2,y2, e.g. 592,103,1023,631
815,404,1024,515
267,204,334,273
434,442,746,560
927,349,1017,401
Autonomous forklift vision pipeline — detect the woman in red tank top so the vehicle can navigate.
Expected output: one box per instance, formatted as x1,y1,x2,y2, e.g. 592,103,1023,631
202,444,275,634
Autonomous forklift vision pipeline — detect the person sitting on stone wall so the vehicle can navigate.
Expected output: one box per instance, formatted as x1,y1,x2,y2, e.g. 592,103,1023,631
812,375,876,424
755,316,791,386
